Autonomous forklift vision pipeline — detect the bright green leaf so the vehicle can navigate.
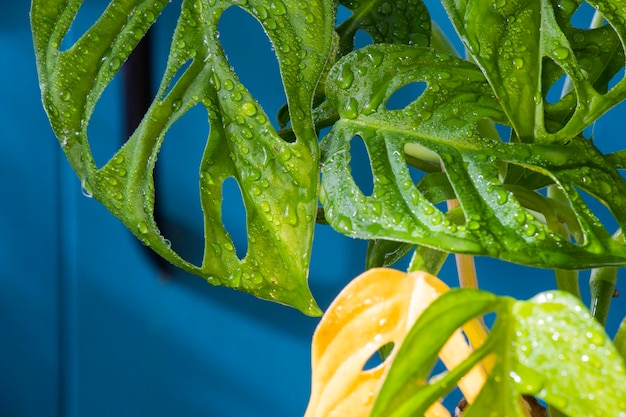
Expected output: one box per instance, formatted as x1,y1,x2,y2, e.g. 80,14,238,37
372,289,626,417
31,0,335,315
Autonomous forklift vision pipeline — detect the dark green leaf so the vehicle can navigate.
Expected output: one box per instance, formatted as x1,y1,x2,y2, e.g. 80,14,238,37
336,0,431,56
321,44,626,269
441,0,626,143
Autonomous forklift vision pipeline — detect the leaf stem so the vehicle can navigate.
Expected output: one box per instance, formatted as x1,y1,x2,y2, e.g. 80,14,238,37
546,185,582,299
589,266,618,326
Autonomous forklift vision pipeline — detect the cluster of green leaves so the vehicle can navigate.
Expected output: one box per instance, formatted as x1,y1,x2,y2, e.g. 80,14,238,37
31,0,626,311
31,0,626,415
372,289,626,417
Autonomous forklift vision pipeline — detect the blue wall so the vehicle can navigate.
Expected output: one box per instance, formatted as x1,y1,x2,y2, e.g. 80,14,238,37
2,1,624,416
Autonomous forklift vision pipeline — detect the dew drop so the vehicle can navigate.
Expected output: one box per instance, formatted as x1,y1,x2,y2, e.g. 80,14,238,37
366,49,384,67
80,178,94,198
344,97,359,119
270,0,287,15
137,221,149,234
109,57,122,71
223,79,234,91
512,57,524,69
338,66,355,90
379,2,393,15
553,47,570,60
241,102,257,116
467,220,480,230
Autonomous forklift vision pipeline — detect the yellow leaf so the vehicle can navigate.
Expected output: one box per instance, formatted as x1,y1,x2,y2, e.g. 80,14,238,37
304,268,488,417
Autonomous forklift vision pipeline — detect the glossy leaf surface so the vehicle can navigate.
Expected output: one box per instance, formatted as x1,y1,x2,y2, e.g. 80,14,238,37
373,289,626,417
321,44,626,269
31,0,335,314
336,0,431,56
442,0,626,143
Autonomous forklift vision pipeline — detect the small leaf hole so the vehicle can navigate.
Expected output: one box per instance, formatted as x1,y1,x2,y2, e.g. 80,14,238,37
607,57,625,91
221,177,249,260
159,59,193,101
386,82,427,110
219,6,285,130
570,2,601,29
362,342,394,371
60,1,109,51
154,104,209,267
355,29,373,49
545,73,569,105
87,61,124,168
349,135,375,197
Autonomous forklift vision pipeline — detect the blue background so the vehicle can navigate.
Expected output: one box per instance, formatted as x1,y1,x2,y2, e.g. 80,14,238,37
1,1,624,416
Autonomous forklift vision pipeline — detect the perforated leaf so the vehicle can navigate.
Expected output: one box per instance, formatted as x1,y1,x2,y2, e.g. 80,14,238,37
373,289,626,417
320,44,626,269
335,0,431,55
441,0,626,143
31,0,335,314
304,268,488,417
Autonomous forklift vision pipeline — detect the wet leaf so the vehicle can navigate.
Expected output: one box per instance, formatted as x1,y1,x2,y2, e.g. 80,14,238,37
31,0,335,315
373,289,626,417
304,268,487,417
321,44,626,269
336,0,431,56
441,0,626,143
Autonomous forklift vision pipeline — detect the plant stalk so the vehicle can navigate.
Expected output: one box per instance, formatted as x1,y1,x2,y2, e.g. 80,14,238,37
546,185,582,299
589,266,618,326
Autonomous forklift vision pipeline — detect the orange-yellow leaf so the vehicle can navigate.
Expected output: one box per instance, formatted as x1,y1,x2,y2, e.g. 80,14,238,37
304,268,488,417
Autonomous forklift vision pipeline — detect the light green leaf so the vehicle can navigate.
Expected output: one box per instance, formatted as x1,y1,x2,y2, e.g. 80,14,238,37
321,44,626,269
441,0,626,143
31,0,335,315
372,289,626,417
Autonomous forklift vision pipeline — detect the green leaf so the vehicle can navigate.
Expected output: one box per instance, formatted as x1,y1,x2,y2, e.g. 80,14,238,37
372,289,626,417
321,44,626,269
31,0,335,315
441,0,626,143
336,0,431,56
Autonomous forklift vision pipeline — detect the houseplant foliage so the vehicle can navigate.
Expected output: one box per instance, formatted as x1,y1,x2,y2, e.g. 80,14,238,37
31,0,626,415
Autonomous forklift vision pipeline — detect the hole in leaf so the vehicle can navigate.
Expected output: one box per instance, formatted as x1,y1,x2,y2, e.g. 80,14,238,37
574,186,619,237
607,60,626,91
349,135,374,197
221,177,249,260
355,29,373,48
159,59,193,101
154,104,208,267
87,60,124,168
362,342,394,371
545,72,569,105
336,4,353,25
570,1,601,29
219,6,286,130
386,81,427,110
60,1,109,50
407,162,425,186
495,122,512,141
